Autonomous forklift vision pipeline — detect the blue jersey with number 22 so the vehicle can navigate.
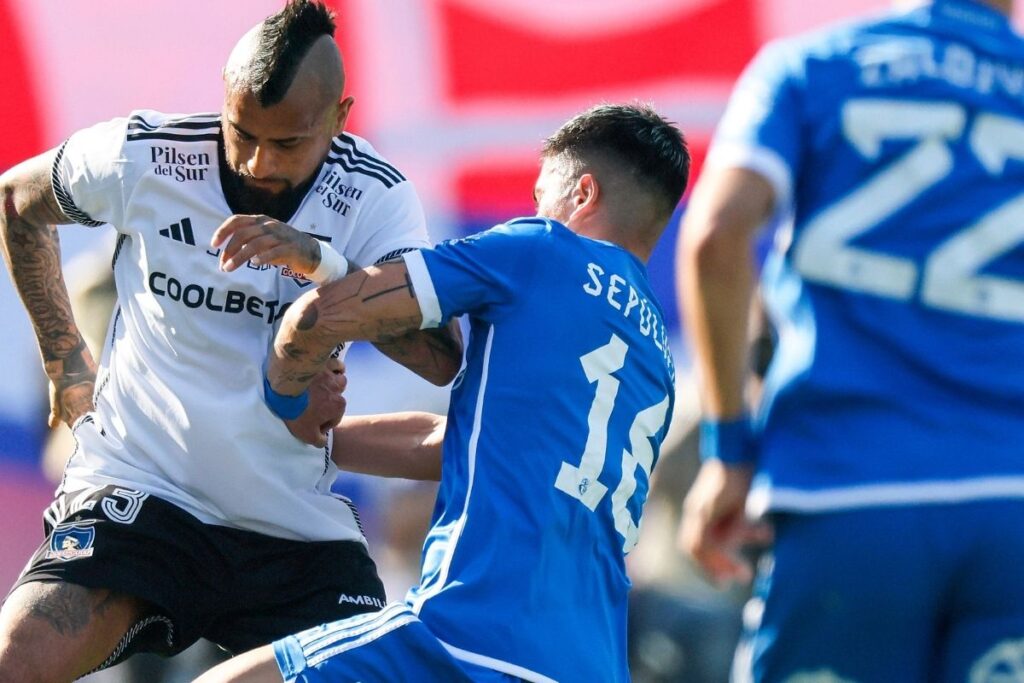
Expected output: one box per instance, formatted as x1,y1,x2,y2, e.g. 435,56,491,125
402,217,675,683
711,0,1024,515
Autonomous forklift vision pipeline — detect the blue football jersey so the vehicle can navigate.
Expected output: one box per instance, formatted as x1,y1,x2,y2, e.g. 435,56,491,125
402,218,675,683
710,0,1024,514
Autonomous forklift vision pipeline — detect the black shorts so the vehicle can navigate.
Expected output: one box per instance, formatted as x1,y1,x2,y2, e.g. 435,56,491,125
12,485,386,669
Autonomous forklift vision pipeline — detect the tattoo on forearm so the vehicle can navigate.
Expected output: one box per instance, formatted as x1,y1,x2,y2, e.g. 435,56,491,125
361,274,413,303
296,302,319,331
1,169,84,367
43,337,94,388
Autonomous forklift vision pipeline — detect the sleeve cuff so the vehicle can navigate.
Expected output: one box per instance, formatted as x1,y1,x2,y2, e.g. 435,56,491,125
705,141,793,215
402,250,442,329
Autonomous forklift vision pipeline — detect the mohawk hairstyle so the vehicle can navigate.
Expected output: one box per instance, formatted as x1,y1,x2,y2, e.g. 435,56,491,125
542,103,690,215
243,0,337,106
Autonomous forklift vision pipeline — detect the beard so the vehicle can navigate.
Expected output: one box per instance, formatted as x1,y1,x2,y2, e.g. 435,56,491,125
220,166,315,221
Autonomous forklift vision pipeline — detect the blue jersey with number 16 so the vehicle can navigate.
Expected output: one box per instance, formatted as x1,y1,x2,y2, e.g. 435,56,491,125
402,217,675,683
711,0,1024,515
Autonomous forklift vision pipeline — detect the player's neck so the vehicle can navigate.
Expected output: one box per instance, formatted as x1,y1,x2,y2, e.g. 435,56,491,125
574,222,652,263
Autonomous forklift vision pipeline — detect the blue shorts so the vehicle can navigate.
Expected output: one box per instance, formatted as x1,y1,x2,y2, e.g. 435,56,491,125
273,603,524,682
735,501,1024,682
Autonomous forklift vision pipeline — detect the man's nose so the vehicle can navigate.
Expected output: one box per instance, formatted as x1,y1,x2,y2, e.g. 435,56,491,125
246,145,276,179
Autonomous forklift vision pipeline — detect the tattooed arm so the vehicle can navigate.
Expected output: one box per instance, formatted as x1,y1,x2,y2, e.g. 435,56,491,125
267,259,438,398
0,150,98,428
370,321,462,387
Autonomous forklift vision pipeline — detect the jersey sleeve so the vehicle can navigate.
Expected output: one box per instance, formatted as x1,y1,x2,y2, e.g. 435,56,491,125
403,221,540,328
706,39,807,211
344,180,431,267
52,117,131,228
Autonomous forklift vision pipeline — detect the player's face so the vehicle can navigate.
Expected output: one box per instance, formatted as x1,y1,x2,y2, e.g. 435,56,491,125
533,157,576,224
222,86,351,215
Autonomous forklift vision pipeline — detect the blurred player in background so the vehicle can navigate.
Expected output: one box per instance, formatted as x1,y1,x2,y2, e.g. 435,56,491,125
678,0,1024,680
195,102,689,683
0,1,461,680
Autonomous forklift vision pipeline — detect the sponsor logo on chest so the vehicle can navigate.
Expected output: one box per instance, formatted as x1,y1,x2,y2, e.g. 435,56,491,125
150,146,211,182
314,170,364,215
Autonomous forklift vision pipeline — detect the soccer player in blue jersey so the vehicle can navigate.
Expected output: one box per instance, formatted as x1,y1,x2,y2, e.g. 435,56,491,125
678,0,1024,680
194,103,690,683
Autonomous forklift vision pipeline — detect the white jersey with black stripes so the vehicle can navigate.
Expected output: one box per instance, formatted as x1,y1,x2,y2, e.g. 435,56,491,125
51,109,430,542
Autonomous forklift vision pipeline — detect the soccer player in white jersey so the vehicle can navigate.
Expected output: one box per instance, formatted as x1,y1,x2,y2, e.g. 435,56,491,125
678,0,1024,680
0,2,461,680
195,103,690,683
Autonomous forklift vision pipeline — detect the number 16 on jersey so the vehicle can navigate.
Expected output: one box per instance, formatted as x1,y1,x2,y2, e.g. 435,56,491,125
554,334,670,554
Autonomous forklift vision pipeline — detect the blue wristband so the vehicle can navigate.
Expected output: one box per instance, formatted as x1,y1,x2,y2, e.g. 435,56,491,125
262,374,309,420
698,415,755,465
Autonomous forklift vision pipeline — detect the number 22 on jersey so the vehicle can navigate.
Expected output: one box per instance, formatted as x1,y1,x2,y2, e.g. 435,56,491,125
554,334,670,554
794,98,1024,323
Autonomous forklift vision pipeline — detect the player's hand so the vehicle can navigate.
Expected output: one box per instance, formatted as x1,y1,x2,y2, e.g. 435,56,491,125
48,377,96,430
678,460,772,587
211,214,320,275
283,358,347,448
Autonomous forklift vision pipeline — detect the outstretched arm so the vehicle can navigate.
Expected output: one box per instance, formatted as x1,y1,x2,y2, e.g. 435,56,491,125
332,412,444,481
266,260,425,399
0,150,97,428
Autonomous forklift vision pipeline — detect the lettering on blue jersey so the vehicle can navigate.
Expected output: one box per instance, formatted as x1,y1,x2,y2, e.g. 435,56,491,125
149,146,210,182
857,40,1024,98
148,271,291,324
581,262,673,370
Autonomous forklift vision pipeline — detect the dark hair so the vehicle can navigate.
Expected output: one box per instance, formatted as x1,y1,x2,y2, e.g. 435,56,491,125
248,0,337,106
542,103,690,214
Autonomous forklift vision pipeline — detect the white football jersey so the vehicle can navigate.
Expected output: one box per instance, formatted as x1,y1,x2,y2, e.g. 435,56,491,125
51,110,430,542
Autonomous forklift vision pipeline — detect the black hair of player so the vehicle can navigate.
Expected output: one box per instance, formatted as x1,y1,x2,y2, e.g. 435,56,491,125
542,103,691,216
250,0,336,106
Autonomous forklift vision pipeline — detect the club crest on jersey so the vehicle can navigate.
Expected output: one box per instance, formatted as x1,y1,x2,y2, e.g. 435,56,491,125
280,266,314,287
45,522,96,561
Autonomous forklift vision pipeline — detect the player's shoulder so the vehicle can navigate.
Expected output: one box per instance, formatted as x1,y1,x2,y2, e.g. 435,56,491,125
121,110,221,147
497,216,562,237
761,9,908,70
437,217,558,259
326,132,408,190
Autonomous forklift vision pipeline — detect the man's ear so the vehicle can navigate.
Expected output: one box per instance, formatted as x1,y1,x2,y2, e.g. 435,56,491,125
570,173,600,219
334,96,355,135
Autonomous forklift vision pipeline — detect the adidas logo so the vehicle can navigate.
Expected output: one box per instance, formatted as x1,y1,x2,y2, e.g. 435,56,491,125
159,217,196,245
